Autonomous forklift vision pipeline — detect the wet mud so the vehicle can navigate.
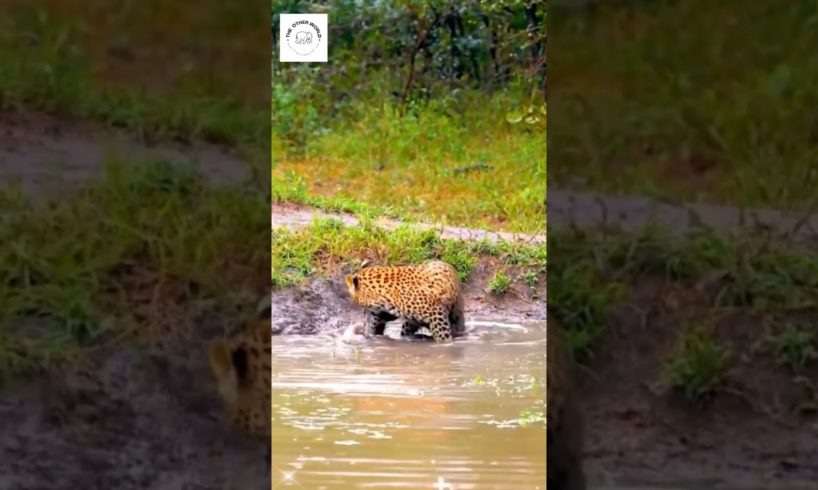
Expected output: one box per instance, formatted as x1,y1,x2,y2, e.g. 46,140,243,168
271,263,548,337
0,312,269,489
581,292,818,489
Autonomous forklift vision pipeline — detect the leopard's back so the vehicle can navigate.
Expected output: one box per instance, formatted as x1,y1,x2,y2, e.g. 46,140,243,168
345,260,464,341
360,260,458,308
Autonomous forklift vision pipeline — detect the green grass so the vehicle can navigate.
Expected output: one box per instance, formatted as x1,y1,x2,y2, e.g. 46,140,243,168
0,4,269,380
522,270,540,287
273,92,545,233
662,326,732,402
488,270,512,296
272,170,411,222
550,228,818,361
0,162,267,380
0,3,266,149
770,324,818,373
272,218,546,290
551,0,818,210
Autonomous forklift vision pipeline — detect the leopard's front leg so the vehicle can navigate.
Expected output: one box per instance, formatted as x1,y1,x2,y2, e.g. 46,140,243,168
364,310,397,337
363,309,388,338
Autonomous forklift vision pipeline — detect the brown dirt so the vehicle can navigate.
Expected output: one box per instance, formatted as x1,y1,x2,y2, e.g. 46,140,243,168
548,188,818,487
548,189,818,246
0,308,269,489
271,202,546,245
0,110,250,197
580,278,818,489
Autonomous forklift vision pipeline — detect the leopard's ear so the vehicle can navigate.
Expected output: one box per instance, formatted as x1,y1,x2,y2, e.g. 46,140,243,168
360,259,370,268
208,339,239,404
208,340,232,379
345,274,360,292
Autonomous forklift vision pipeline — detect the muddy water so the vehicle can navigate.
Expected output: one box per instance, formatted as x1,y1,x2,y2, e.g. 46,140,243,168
271,323,547,490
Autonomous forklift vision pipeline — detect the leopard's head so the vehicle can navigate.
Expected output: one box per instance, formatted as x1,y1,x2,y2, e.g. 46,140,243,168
344,273,363,304
208,323,270,437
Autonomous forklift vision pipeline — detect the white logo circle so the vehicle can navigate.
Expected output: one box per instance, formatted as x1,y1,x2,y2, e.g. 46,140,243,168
286,21,322,57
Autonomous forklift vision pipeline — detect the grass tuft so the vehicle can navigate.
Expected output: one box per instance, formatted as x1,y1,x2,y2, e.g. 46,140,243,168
662,326,732,402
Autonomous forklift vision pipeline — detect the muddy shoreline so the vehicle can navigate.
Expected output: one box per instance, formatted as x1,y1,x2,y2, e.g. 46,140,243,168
271,266,547,337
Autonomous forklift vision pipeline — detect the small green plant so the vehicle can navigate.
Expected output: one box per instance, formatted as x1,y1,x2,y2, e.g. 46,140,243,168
607,227,702,280
662,326,731,402
770,324,817,373
522,270,540,287
488,270,512,295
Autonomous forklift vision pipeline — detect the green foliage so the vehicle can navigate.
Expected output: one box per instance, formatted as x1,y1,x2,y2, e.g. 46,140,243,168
548,232,624,361
488,270,512,295
662,326,732,402
272,220,545,290
276,95,545,232
770,324,818,373
0,163,267,379
0,4,265,148
272,0,546,149
521,270,540,287
272,2,546,233
550,0,818,209
549,227,818,364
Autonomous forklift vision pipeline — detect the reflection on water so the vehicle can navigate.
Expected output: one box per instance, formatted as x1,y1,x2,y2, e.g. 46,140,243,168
272,322,546,490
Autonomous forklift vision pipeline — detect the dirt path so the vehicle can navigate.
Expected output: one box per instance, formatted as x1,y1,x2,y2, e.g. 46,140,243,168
271,202,546,244
0,110,250,196
548,188,818,244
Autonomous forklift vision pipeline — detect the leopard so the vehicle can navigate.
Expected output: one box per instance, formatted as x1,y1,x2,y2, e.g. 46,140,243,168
208,317,271,439
547,322,586,490
344,259,465,342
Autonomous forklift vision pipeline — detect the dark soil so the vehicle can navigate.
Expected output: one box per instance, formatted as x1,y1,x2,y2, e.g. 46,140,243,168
0,110,250,197
0,310,269,490
580,279,818,489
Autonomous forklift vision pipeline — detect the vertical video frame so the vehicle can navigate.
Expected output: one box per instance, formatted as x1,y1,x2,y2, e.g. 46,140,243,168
272,1,547,488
